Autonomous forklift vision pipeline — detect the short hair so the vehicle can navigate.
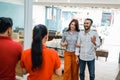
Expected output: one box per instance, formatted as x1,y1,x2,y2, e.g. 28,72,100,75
85,18,93,24
0,17,13,33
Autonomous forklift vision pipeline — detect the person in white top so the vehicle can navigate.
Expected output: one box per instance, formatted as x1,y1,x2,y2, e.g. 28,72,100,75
75,18,100,80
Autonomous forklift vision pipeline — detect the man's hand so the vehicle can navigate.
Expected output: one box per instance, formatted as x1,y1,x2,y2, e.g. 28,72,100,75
91,36,96,45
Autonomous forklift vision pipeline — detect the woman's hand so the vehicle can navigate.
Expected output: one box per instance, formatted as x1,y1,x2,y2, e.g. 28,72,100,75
22,68,28,74
75,44,80,48
76,56,79,64
61,41,68,47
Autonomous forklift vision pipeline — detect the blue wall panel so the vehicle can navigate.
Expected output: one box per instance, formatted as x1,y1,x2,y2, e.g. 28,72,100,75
0,2,24,29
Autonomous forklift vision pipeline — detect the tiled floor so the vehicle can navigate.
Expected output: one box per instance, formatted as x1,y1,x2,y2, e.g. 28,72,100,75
93,44,120,80
116,68,120,80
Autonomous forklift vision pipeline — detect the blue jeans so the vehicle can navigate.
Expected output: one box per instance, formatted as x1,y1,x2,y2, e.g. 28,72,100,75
79,59,95,80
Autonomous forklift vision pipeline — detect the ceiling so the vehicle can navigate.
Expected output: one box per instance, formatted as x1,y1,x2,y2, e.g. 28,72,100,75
0,0,120,8
34,0,120,9
35,0,120,4
0,0,24,4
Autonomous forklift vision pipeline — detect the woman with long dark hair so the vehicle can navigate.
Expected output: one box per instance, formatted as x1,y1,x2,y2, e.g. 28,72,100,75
20,24,62,80
61,19,80,80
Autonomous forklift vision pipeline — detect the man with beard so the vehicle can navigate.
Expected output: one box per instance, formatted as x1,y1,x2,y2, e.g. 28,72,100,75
75,18,100,80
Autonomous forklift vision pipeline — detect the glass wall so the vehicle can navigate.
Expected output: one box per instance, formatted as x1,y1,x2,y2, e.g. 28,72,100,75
0,1,24,46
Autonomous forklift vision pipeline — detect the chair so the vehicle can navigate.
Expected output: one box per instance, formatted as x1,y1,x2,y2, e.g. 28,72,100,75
96,49,108,61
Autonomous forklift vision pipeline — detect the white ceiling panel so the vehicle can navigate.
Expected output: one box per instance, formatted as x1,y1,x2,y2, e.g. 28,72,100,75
34,0,120,4
70,0,120,4
0,0,120,8
36,0,69,3
0,0,24,5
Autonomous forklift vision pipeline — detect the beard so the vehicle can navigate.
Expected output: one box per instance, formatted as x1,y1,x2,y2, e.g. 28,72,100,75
84,26,90,30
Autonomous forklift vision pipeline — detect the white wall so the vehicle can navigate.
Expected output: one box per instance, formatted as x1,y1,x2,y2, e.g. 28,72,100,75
104,10,120,45
33,5,45,28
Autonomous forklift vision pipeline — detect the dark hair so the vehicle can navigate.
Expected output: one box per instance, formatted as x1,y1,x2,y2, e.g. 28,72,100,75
0,17,13,33
66,19,80,32
85,18,93,24
31,24,48,70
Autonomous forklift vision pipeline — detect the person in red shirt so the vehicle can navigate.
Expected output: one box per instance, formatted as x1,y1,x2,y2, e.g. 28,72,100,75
20,24,62,80
0,17,22,80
